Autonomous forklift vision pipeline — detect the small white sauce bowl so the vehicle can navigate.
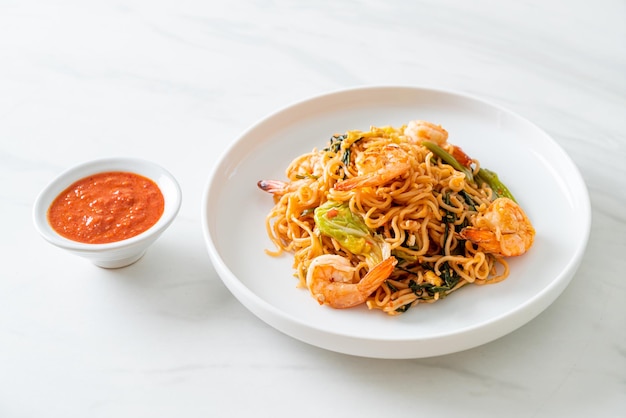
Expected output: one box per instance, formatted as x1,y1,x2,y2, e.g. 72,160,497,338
33,157,182,268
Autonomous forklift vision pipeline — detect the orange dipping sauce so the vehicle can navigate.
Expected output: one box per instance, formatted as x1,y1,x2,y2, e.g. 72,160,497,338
47,171,165,244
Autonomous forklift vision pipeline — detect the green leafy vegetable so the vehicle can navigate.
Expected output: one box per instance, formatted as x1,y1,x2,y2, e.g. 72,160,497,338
422,141,516,202
394,303,412,313
314,201,384,263
324,134,353,167
403,262,461,299
391,247,418,262
459,190,477,211
325,134,345,154
385,280,399,293
475,168,517,203
439,262,460,290
422,141,474,182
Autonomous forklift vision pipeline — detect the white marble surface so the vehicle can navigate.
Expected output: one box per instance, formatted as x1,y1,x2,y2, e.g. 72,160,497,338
1,0,625,416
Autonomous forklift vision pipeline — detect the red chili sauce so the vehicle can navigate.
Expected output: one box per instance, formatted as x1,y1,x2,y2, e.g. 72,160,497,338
47,171,165,244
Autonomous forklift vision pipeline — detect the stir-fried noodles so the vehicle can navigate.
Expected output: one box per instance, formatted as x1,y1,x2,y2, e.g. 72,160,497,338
258,120,535,315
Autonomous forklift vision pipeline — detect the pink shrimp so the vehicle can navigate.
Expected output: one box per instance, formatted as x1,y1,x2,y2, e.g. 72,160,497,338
306,255,397,309
460,197,535,257
257,179,307,196
404,120,449,145
333,145,411,191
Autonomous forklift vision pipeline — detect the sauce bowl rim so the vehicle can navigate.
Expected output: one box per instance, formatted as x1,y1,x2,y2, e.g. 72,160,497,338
33,157,182,253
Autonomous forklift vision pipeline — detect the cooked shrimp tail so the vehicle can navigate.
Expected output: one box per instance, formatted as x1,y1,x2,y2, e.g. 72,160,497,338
257,179,287,194
257,179,308,196
356,256,397,298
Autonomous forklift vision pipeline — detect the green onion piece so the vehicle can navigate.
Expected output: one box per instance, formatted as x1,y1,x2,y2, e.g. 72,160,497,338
422,141,516,202
422,141,474,182
475,168,517,203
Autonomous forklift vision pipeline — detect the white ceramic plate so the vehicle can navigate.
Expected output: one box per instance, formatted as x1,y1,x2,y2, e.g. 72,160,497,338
201,86,590,359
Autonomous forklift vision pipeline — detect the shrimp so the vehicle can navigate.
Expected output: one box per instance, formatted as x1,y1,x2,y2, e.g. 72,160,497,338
257,179,307,196
306,254,397,309
334,145,411,191
404,120,449,145
460,197,535,257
